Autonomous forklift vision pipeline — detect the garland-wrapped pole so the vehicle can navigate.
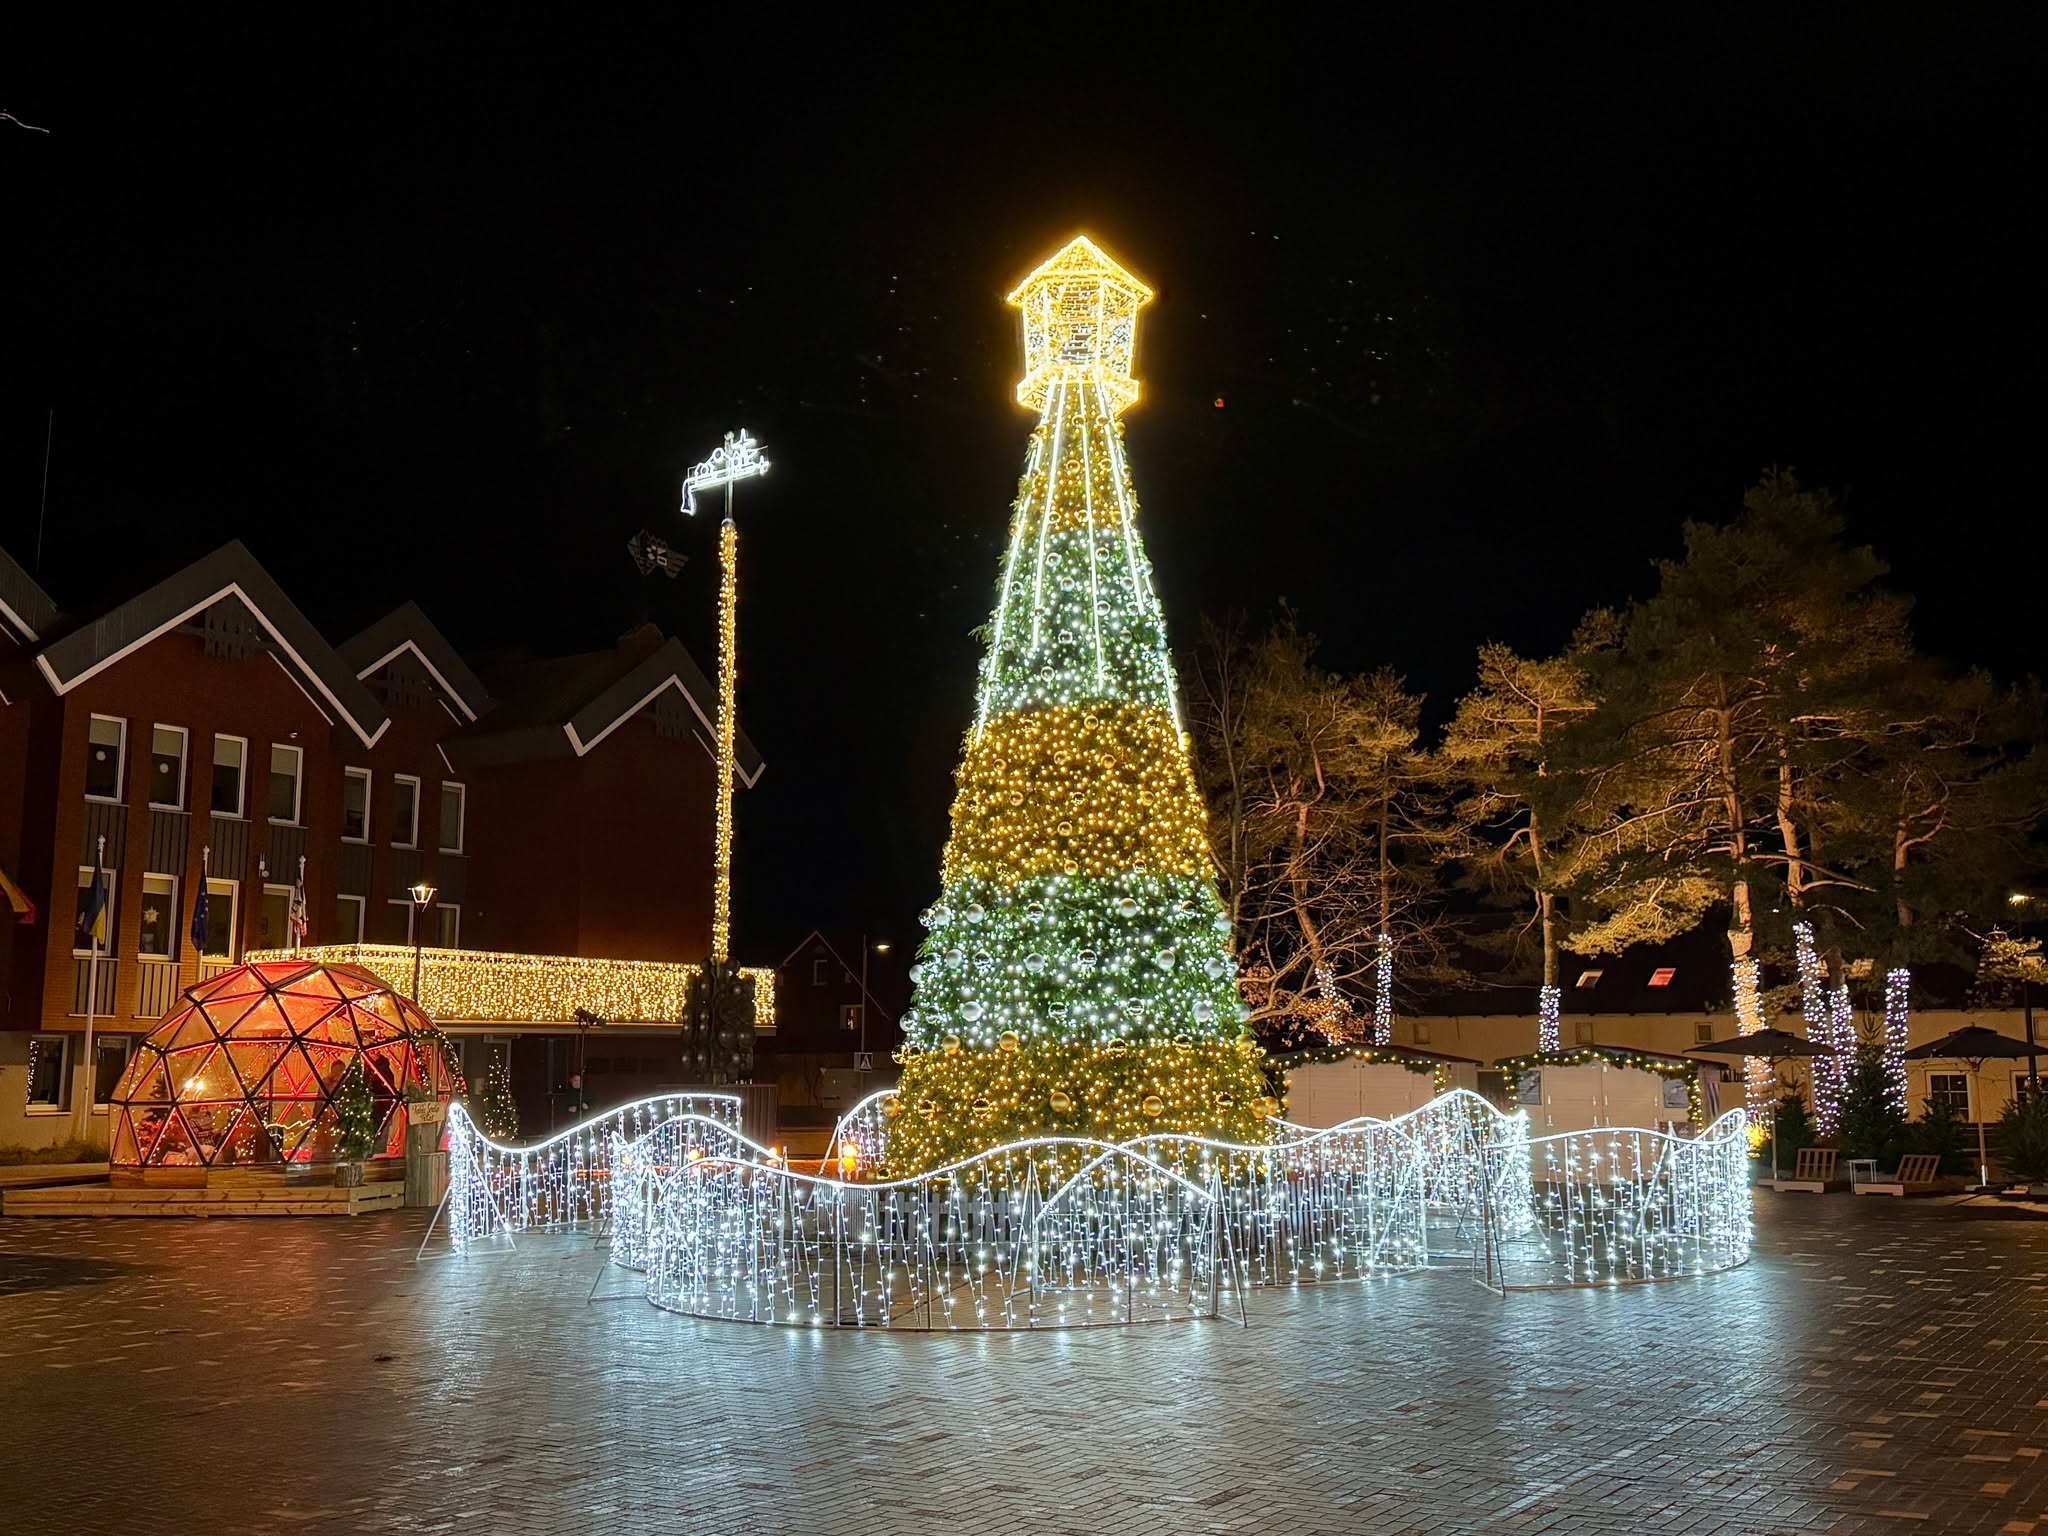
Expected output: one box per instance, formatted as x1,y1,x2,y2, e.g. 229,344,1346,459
1882,968,1911,1118
681,430,771,966
1795,924,1838,1135
1731,953,1769,1132
1373,933,1394,1046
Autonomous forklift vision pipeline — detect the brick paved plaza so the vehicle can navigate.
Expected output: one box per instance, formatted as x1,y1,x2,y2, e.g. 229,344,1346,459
3,1197,2047,1535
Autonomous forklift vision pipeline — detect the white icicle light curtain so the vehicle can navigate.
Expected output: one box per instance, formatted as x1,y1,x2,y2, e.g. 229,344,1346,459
444,1090,1753,1324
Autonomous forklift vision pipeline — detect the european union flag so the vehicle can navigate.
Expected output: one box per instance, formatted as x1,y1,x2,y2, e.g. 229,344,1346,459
190,878,209,954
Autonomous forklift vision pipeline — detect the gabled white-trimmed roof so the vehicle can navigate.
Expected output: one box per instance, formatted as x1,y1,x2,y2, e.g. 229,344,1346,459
340,601,492,723
32,541,390,748
0,543,57,646
447,635,762,784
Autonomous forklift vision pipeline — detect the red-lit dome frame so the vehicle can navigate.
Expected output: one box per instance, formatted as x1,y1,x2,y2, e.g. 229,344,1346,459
108,959,455,1177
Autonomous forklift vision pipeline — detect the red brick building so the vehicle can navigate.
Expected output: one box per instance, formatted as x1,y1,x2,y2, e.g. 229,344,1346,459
0,540,763,1149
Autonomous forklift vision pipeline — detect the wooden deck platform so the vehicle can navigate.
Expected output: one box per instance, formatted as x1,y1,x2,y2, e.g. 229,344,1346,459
1,1180,405,1217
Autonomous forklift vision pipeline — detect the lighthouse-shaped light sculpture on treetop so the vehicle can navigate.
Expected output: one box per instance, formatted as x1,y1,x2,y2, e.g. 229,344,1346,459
885,236,1274,1174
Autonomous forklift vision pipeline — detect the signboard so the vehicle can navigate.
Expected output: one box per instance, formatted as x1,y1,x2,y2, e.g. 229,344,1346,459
854,1051,874,1072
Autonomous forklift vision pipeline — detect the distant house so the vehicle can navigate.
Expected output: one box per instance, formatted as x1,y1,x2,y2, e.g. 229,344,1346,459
766,929,909,1126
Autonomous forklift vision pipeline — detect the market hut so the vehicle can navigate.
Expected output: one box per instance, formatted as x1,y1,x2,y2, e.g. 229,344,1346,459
1495,1043,1709,1134
1277,1045,1483,1127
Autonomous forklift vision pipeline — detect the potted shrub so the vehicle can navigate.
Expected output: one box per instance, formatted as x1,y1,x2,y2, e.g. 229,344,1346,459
333,1057,378,1186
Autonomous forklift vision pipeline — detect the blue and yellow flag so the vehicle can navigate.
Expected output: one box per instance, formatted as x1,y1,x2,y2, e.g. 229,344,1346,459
75,858,109,951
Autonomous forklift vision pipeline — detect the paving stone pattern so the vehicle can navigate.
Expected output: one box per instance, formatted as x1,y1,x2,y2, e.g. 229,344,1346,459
3,1197,2047,1534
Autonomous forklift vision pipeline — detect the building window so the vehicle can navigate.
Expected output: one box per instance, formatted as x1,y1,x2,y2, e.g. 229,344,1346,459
211,735,247,816
149,725,189,810
1694,1023,1715,1045
1648,967,1677,988
436,903,460,949
202,879,239,960
439,782,466,854
74,867,116,957
139,873,178,959
342,767,372,843
26,1035,69,1111
86,715,127,801
1411,1020,1432,1045
335,894,366,944
268,743,303,825
392,775,420,848
1574,1020,1596,1045
812,957,828,987
259,884,294,950
1928,1072,1971,1120
93,1037,132,1108
1574,969,1603,989
387,899,416,944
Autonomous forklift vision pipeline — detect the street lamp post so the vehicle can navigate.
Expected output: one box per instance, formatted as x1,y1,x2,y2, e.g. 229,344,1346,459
409,880,436,1006
859,939,890,1072
2011,893,2041,1098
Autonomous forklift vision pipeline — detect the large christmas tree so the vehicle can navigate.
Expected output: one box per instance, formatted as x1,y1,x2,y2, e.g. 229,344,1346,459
888,237,1273,1172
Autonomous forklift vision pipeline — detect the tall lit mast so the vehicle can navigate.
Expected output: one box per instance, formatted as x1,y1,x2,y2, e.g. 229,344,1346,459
682,429,770,964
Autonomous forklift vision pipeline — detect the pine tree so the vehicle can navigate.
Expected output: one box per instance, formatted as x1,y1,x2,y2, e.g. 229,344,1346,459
476,1053,519,1141
889,239,1271,1171
1441,620,1610,1041
333,1057,379,1163
1552,474,1910,1112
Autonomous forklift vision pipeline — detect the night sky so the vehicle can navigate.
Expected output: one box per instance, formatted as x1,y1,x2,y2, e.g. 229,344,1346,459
7,17,2037,961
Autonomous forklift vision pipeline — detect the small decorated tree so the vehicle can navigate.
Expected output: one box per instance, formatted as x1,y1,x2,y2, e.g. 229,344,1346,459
1835,1054,1909,1167
333,1057,379,1165
1993,1094,2048,1183
476,1053,519,1141
1913,1092,1969,1175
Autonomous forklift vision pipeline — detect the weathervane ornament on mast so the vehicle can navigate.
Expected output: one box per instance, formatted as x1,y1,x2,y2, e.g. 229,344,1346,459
681,430,770,521
680,428,771,965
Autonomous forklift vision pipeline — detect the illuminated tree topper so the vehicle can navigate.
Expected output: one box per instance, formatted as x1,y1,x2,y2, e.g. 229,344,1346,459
1008,235,1153,417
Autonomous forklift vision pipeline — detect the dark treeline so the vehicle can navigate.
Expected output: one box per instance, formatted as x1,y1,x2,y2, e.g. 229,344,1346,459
1190,473,2048,1048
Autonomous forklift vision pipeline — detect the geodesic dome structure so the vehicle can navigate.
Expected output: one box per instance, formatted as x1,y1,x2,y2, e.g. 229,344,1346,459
108,959,454,1172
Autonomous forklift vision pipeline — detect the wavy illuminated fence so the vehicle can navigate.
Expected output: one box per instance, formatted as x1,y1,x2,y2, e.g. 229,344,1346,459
1490,1113,1754,1289
648,1127,1232,1328
445,1092,1753,1325
445,1093,740,1246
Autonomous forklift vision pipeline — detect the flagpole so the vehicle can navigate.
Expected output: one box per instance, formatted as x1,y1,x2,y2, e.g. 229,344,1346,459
78,834,104,1144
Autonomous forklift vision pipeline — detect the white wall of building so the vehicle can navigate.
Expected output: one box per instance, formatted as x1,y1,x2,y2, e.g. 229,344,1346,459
1388,1007,2043,1122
